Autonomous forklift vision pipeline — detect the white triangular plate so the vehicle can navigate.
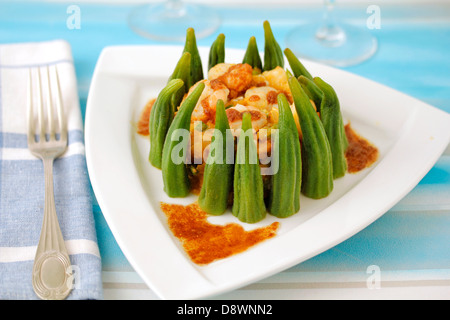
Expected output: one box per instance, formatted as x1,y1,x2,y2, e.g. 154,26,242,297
86,45,450,299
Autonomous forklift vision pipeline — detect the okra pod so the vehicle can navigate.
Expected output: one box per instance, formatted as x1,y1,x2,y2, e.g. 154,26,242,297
242,36,263,72
284,48,313,80
168,51,191,96
161,82,205,198
263,20,284,71
288,75,334,199
268,93,302,218
298,75,324,113
208,33,225,71
313,77,348,179
148,79,185,169
232,113,267,223
183,28,204,88
198,100,234,215
168,52,191,117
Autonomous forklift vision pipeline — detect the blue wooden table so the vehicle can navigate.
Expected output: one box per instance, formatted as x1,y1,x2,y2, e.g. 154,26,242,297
2,1,449,299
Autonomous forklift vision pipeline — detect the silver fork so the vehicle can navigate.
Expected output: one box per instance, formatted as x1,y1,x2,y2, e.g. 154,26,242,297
27,66,73,300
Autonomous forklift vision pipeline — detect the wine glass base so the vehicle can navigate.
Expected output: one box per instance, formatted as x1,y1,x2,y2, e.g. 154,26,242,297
128,2,221,42
285,22,378,67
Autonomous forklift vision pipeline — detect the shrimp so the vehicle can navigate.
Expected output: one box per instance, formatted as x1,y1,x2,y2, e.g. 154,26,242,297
190,125,215,165
244,86,279,112
208,63,234,80
252,66,292,103
225,104,268,136
208,63,253,99
187,79,230,125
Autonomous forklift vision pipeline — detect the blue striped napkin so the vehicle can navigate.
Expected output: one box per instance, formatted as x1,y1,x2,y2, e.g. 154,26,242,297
0,40,103,299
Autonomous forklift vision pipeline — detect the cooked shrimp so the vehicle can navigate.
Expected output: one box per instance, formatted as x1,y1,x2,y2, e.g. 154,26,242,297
244,86,279,112
190,125,215,164
263,66,290,93
225,104,268,136
188,79,230,125
209,63,253,99
208,63,234,80
252,66,292,103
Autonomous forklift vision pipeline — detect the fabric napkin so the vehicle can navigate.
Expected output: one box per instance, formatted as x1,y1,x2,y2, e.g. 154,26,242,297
0,40,103,300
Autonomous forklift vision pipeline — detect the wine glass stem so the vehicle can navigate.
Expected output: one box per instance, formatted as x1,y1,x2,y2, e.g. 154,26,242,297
316,0,346,46
323,0,337,28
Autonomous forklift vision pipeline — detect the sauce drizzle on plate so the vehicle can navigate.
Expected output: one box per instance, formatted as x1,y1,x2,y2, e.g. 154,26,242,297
161,202,279,265
344,123,379,173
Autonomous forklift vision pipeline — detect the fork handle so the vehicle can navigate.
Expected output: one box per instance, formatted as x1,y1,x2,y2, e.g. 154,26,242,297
32,157,73,300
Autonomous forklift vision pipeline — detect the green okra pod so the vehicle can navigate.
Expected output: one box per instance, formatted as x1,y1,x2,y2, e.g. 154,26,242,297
263,20,284,71
313,77,348,179
198,100,234,215
208,33,225,71
168,52,191,117
161,82,205,198
298,75,324,113
148,79,185,169
268,93,302,218
183,28,204,88
168,52,191,95
284,48,313,80
242,36,263,72
232,112,267,223
288,75,334,199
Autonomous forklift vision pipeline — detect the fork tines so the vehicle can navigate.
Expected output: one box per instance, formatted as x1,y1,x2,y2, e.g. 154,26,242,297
27,66,67,146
